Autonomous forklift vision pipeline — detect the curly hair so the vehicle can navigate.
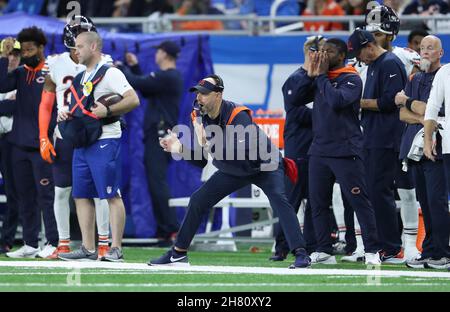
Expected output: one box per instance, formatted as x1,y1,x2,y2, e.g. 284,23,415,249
17,26,47,46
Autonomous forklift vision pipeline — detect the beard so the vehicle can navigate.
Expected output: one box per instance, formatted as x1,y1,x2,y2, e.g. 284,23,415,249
420,58,432,72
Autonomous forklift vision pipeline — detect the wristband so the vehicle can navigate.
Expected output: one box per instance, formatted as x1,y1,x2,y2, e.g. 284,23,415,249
405,98,413,111
106,106,112,117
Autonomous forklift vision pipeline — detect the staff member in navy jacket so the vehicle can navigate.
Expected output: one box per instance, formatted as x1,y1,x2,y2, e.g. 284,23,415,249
292,38,380,265
350,29,407,263
272,36,324,261
148,74,311,269
396,35,450,269
0,28,58,259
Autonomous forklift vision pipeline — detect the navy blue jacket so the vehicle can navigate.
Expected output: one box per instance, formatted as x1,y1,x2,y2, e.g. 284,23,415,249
188,100,280,177
293,69,364,158
399,69,443,160
0,57,55,149
362,51,407,151
121,65,183,136
282,67,313,159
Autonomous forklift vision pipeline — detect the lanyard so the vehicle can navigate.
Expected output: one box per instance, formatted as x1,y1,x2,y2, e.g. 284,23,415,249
81,62,101,85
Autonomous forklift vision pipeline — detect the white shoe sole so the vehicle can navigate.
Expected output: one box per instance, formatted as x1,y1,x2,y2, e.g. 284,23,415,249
148,262,190,267
425,263,450,269
102,258,124,263
57,257,97,262
312,256,337,265
382,258,406,264
341,256,364,263
6,252,39,259
405,262,425,269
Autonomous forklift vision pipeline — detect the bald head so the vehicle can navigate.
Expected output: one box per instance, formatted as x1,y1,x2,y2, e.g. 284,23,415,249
421,35,442,50
419,35,443,72
75,31,103,67
77,31,103,52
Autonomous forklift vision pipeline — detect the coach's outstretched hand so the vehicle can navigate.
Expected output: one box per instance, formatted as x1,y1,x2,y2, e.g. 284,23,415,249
159,129,182,153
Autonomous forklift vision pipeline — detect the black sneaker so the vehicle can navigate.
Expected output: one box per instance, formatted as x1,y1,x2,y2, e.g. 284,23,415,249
58,245,97,261
289,248,311,269
148,248,190,267
269,251,287,261
0,244,11,254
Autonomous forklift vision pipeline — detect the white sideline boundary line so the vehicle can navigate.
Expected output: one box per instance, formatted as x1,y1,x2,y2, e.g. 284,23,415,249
0,282,448,288
0,261,449,279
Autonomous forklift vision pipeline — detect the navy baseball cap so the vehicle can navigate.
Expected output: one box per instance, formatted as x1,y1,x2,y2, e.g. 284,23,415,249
347,29,375,59
153,40,180,58
189,79,224,94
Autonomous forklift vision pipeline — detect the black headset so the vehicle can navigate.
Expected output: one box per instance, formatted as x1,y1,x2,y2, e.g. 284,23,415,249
206,74,224,92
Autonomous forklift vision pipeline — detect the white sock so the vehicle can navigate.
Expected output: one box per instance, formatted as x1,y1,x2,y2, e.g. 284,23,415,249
94,198,110,237
54,186,72,241
297,199,306,231
398,188,419,248
354,213,365,253
332,183,346,239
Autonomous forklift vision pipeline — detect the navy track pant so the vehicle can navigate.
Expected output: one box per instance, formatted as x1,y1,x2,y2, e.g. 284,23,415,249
11,145,57,248
411,159,450,259
364,149,402,255
272,157,316,254
175,164,306,252
144,132,179,239
309,155,380,254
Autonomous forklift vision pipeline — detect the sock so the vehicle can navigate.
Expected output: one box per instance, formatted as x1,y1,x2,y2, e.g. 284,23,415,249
354,213,365,253
173,247,186,255
98,235,109,247
58,239,70,247
398,188,419,248
54,186,72,241
94,198,110,237
332,183,346,239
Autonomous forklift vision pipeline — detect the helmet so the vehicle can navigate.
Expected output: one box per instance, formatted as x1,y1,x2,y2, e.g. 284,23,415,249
63,15,97,49
365,5,400,36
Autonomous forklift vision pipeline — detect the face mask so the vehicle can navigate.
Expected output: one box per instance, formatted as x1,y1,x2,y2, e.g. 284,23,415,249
22,55,41,68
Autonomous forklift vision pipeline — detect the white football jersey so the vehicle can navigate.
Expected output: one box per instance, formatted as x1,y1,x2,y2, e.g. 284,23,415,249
392,46,420,77
45,52,113,112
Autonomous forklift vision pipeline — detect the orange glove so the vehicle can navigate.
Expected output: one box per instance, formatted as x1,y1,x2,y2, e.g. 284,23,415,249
40,137,56,164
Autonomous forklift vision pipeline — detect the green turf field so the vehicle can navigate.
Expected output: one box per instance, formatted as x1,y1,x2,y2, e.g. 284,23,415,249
0,244,449,292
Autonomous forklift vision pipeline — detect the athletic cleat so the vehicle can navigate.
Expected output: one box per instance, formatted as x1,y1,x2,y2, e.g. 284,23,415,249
102,247,124,262
148,248,190,267
37,244,57,258
425,257,450,269
364,252,381,265
6,245,40,258
405,255,430,269
47,245,71,259
289,248,311,268
309,252,337,264
380,250,405,264
58,245,97,261
97,245,110,260
269,251,287,261
341,250,365,263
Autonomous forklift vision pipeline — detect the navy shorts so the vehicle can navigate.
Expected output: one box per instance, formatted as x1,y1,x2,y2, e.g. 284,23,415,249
72,138,122,200
52,138,73,188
